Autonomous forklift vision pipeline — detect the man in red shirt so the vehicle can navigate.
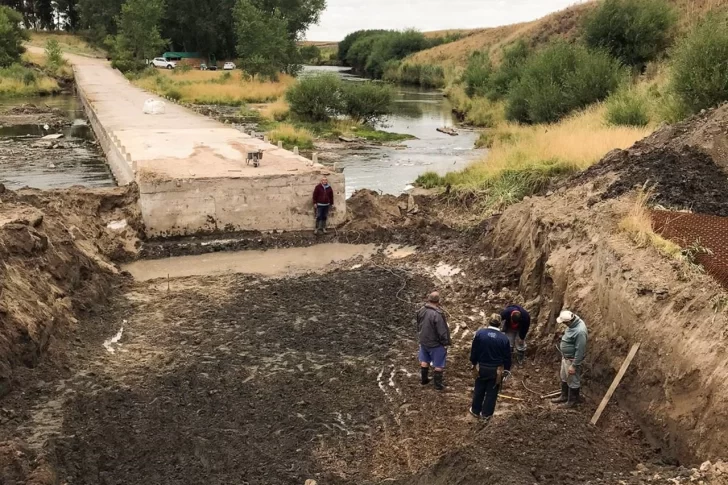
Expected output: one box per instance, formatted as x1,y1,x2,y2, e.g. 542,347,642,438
312,176,334,234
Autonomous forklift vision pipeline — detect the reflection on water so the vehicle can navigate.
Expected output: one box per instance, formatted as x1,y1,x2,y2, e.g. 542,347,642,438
0,95,115,189
301,66,482,198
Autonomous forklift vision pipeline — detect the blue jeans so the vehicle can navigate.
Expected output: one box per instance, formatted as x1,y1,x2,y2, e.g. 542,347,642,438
316,204,330,222
471,365,501,417
418,345,447,369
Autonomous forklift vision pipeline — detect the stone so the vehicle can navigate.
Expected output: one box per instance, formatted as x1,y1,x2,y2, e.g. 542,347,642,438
700,461,712,472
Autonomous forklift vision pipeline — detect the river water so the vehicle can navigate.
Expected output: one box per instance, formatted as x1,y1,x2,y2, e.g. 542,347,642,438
301,66,481,197
0,95,115,190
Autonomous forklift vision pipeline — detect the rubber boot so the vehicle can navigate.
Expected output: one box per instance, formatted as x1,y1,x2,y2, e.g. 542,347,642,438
551,382,569,404
433,370,445,391
516,349,525,365
314,220,321,235
420,367,430,385
562,387,580,409
322,220,327,234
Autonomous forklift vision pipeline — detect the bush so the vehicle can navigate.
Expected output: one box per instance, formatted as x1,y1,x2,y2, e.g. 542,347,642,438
463,51,494,97
670,15,728,115
383,62,445,88
488,40,529,99
506,42,625,124
45,39,65,73
346,29,430,79
584,0,676,67
165,88,183,101
605,88,650,126
341,82,393,124
338,30,388,63
286,73,344,121
0,7,28,67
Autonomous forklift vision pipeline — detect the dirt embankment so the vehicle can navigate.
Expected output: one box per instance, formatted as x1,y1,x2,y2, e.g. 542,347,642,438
0,184,141,398
483,104,728,463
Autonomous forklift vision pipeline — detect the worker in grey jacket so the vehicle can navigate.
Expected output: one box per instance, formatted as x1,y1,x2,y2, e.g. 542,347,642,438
551,310,588,408
416,291,451,391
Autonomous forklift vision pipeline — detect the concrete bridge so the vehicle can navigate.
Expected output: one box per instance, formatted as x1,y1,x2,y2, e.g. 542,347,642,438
66,54,345,236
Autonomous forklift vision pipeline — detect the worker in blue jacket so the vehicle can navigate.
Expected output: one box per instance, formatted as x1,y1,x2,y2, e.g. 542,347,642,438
500,304,530,364
469,314,512,421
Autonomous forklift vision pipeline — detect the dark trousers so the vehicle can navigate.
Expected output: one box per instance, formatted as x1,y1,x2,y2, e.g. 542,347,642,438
316,204,330,222
471,365,500,417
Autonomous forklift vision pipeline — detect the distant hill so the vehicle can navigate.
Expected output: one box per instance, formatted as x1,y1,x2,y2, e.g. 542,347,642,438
407,0,727,69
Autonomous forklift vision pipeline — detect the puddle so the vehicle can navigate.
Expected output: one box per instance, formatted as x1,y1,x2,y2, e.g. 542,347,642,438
383,244,417,259
124,243,383,281
433,262,463,281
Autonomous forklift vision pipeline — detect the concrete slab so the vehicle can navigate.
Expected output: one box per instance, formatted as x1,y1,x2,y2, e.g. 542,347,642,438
65,54,345,236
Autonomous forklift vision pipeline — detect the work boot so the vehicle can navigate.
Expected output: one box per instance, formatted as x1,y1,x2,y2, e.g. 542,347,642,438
562,387,580,409
551,382,569,404
516,349,525,365
321,220,327,234
433,370,445,391
420,367,430,385
314,220,321,235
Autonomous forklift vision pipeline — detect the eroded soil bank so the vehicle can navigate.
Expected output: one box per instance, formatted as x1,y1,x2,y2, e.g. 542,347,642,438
2,105,728,484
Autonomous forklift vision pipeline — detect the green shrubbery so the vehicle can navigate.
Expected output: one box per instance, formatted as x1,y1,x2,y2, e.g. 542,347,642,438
0,6,28,68
382,62,445,88
340,29,460,81
463,41,530,100
44,39,65,74
286,73,394,123
605,88,650,126
463,51,493,97
506,42,625,124
584,0,676,68
285,73,343,121
341,82,394,124
670,15,728,116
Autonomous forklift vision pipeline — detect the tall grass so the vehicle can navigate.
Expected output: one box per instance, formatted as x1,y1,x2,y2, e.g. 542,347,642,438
619,189,682,259
133,70,294,105
259,98,290,121
268,123,314,149
0,64,60,96
417,105,652,208
605,88,651,126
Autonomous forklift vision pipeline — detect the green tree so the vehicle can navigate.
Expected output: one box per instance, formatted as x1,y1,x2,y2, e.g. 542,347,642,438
584,0,676,68
234,0,295,79
670,15,728,115
506,42,625,124
45,38,65,74
489,40,529,99
338,29,386,63
463,51,493,97
340,81,393,124
286,73,343,121
299,44,321,63
79,0,125,44
0,6,29,67
111,0,167,70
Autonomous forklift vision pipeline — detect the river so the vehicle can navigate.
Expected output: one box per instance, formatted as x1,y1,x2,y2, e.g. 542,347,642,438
0,94,115,190
301,66,481,197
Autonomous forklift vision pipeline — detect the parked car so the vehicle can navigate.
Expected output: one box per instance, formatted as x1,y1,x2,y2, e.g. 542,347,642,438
223,62,236,70
200,63,208,70
208,65,218,71
152,57,176,69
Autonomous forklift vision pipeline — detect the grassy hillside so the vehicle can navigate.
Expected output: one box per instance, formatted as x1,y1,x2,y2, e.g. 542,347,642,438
408,0,727,70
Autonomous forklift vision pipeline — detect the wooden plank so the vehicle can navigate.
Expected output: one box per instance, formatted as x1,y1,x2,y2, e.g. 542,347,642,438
499,394,525,402
590,343,641,425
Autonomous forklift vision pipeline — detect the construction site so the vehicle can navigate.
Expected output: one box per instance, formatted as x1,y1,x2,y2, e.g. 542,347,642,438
0,77,727,485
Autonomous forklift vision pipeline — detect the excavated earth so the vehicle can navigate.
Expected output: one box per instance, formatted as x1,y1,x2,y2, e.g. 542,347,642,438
3,105,728,484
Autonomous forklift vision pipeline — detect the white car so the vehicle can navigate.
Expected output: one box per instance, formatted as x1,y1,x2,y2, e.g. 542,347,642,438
223,62,236,70
151,57,176,69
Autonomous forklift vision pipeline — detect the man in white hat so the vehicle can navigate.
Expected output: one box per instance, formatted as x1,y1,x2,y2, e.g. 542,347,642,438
551,310,588,408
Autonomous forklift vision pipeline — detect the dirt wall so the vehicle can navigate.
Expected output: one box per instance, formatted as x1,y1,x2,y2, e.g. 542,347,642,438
0,184,141,398
486,186,728,463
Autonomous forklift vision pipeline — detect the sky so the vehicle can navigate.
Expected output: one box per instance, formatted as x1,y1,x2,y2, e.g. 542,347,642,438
305,0,586,41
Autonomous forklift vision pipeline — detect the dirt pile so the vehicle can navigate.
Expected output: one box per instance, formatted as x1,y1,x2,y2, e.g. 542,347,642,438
344,189,449,233
0,184,141,398
0,104,68,129
574,103,728,215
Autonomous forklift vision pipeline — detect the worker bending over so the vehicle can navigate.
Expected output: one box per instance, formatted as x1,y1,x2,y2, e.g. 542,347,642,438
416,291,451,391
552,310,588,408
500,304,530,364
469,314,512,421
